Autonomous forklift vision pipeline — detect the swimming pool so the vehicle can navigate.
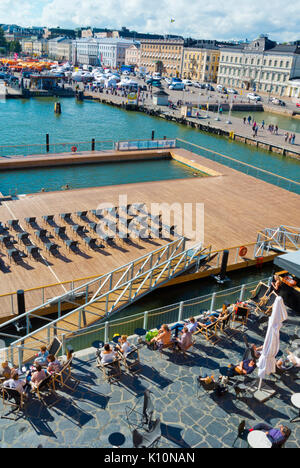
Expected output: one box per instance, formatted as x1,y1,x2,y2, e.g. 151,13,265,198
0,158,206,196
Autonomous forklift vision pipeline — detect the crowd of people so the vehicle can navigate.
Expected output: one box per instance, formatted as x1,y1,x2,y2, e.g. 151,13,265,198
243,115,297,144
0,346,67,398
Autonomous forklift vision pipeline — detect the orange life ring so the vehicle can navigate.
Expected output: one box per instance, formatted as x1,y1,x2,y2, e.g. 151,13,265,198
71,146,77,153
239,246,247,257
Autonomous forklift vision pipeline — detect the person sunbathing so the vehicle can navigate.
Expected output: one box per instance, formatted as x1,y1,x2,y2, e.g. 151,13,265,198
150,324,172,349
229,359,256,376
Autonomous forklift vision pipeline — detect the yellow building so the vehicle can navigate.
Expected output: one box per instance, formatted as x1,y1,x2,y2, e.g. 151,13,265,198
21,39,34,55
182,47,220,82
140,38,184,77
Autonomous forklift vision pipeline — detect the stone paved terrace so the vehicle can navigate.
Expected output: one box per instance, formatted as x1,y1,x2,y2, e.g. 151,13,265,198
0,307,299,449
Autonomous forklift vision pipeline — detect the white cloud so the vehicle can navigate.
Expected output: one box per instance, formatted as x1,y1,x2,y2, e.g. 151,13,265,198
1,0,299,42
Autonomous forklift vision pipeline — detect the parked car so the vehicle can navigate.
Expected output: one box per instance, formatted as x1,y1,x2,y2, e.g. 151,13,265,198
247,93,262,101
227,88,238,94
182,79,193,86
270,97,286,106
152,80,162,88
296,102,300,108
205,84,215,91
169,82,185,90
165,77,172,84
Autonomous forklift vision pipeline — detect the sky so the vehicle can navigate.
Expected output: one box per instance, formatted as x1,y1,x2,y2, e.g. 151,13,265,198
0,0,299,43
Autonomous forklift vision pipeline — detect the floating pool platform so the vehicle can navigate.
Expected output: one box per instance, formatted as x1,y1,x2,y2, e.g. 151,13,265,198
0,145,299,321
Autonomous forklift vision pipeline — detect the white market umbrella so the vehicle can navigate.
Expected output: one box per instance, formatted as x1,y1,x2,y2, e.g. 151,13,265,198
257,295,288,389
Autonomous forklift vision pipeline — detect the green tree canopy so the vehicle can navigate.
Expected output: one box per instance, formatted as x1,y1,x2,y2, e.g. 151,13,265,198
0,27,7,49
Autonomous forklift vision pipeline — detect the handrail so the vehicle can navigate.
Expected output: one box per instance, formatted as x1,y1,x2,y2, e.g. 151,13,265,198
176,138,300,187
0,237,185,331
0,238,273,307
8,241,204,349
0,139,114,150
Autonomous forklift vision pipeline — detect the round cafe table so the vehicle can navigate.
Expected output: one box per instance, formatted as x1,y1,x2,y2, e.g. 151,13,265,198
290,393,300,422
247,430,272,448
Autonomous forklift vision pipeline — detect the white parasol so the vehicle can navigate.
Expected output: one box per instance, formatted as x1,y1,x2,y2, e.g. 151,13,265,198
257,295,288,389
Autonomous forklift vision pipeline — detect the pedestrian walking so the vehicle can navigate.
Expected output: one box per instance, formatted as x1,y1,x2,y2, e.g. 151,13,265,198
247,115,251,125
243,116,246,124
285,132,289,142
292,133,295,144
289,134,292,143
275,125,278,135
261,120,265,129
255,126,258,137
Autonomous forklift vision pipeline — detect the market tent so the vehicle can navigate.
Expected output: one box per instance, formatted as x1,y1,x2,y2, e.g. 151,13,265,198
274,250,300,278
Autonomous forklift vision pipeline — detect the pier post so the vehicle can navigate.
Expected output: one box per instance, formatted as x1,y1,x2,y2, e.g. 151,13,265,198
91,138,95,151
17,290,25,316
151,130,155,140
46,133,50,153
143,311,148,330
210,292,216,313
178,301,184,322
239,284,246,302
17,345,23,370
104,321,109,343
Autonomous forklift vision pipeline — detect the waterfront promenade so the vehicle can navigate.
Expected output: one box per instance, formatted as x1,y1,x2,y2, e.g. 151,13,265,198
84,89,300,158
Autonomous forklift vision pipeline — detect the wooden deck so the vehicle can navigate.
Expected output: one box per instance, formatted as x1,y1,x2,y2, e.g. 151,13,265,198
0,146,299,320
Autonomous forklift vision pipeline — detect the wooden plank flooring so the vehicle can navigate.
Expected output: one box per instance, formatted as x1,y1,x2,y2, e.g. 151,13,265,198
0,147,299,322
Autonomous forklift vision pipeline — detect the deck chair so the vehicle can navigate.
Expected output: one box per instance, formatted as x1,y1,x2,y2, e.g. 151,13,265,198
51,358,80,392
247,281,269,312
132,417,161,448
196,376,217,398
60,213,72,223
194,320,220,344
31,374,57,406
25,217,37,227
125,389,154,431
48,336,62,357
1,386,26,420
173,337,196,361
122,346,141,374
256,292,278,316
231,305,249,330
216,311,232,335
96,356,121,383
7,219,20,231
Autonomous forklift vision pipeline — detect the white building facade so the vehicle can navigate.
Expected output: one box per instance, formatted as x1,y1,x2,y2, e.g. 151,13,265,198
72,37,134,68
217,36,300,97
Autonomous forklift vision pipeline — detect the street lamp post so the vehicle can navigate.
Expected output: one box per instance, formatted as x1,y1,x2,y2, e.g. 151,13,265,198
215,96,221,121
226,94,233,124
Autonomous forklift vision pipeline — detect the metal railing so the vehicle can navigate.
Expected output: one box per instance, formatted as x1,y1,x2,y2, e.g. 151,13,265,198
0,236,186,336
255,225,300,256
0,239,210,365
0,139,114,158
176,139,300,195
0,276,271,366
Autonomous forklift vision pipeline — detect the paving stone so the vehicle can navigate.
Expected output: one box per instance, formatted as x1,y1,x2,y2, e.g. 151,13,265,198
0,307,299,448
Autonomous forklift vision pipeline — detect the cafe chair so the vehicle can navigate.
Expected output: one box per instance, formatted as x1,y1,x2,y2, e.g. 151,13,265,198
125,389,154,431
132,417,161,448
0,386,26,420
122,346,141,374
96,356,121,383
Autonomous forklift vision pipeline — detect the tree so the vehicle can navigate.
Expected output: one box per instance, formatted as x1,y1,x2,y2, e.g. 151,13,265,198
0,27,7,49
9,40,21,54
